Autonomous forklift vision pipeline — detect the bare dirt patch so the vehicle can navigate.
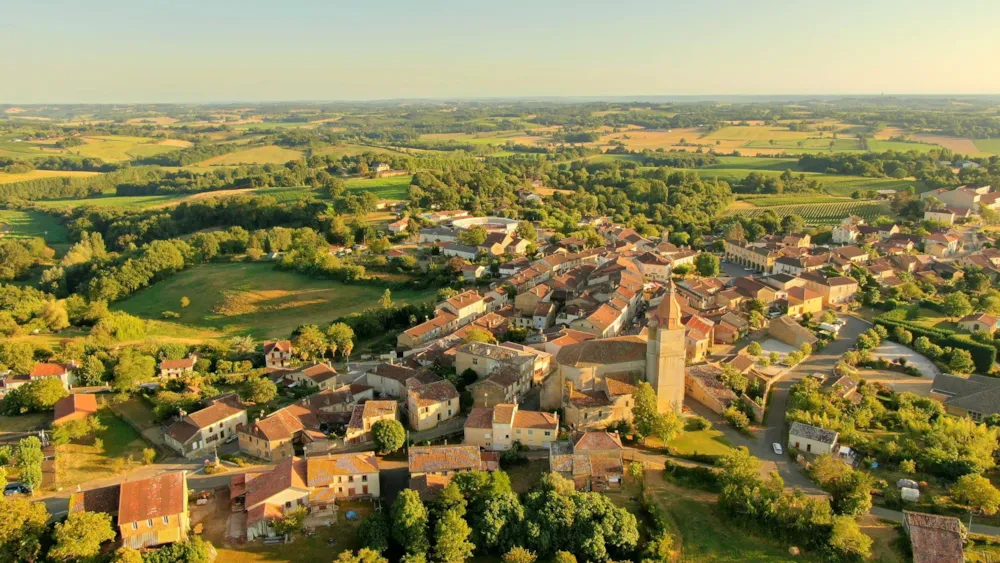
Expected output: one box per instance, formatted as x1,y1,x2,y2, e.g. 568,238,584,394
158,138,193,148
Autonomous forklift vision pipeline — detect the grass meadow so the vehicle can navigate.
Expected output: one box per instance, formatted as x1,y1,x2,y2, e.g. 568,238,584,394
974,139,1000,154
345,175,413,200
199,145,304,166
0,209,69,245
0,169,100,184
114,262,437,339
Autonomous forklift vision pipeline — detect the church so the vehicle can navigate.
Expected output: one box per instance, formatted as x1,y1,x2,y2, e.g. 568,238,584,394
543,282,687,429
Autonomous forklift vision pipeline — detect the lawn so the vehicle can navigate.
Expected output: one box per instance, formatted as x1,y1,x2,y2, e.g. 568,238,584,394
199,145,304,166
114,262,437,339
908,307,960,332
345,175,413,200
0,209,69,244
664,427,735,458
52,409,150,491
0,412,50,433
621,475,820,563
0,169,99,185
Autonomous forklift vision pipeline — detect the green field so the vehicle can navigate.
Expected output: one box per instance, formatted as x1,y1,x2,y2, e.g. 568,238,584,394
345,175,413,200
0,209,69,244
701,157,801,171
72,136,180,161
199,145,304,166
819,177,921,196
114,262,437,339
744,138,862,151
254,186,322,202
0,169,100,185
724,200,890,224
866,139,938,153
974,139,1000,154
34,194,184,209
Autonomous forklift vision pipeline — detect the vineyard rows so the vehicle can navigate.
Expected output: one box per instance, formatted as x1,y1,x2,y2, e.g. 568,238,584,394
722,200,890,224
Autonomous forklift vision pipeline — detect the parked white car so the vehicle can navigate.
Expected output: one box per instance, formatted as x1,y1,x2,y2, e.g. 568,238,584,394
772,443,783,455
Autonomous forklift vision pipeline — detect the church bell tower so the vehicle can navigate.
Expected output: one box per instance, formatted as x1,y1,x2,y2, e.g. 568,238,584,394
645,281,686,413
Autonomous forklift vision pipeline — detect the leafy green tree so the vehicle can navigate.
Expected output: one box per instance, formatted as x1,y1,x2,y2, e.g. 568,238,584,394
829,470,873,516
631,382,683,443
828,515,872,560
78,355,106,386
0,496,49,562
948,349,976,375
747,342,762,356
952,473,1000,515
502,546,536,563
326,322,355,359
780,214,805,234
112,349,155,393
52,415,105,444
462,327,496,344
372,419,406,454
457,226,488,247
392,489,429,554
552,552,577,563
241,376,278,404
16,436,43,491
359,512,390,553
0,341,34,374
694,253,720,277
893,326,913,345
293,324,328,360
335,548,389,563
2,377,68,415
379,289,393,309
111,546,144,563
942,292,973,320
434,502,474,563
272,507,306,536
50,510,116,561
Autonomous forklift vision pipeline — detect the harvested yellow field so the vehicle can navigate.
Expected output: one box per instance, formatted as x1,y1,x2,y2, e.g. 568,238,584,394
597,127,704,150
0,169,100,184
874,126,908,140
199,145,303,166
911,133,988,156
158,139,193,148
706,125,810,141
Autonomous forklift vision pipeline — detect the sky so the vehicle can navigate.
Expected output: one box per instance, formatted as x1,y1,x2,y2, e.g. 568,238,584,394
3,0,1000,103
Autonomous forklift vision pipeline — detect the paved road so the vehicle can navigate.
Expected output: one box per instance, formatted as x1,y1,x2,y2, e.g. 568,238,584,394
751,314,871,493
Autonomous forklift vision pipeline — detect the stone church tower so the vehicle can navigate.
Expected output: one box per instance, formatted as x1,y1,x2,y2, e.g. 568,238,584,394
645,281,686,413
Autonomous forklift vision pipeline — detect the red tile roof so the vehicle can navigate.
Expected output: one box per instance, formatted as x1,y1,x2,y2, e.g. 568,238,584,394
30,363,69,378
53,394,98,424
118,472,186,524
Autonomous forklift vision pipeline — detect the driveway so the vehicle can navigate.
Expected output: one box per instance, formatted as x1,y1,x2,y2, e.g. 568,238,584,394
871,341,941,379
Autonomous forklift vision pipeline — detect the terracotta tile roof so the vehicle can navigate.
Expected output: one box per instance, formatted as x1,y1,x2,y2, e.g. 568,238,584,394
512,410,558,430
410,474,453,501
245,458,308,508
186,395,245,428
53,394,97,424
299,363,339,383
492,404,517,425
556,335,647,367
408,380,459,406
603,372,638,397
305,452,379,487
568,388,612,408
403,311,457,338
464,407,494,429
118,472,186,524
263,340,292,354
371,363,420,383
159,356,197,370
30,363,69,378
573,431,623,451
903,512,964,563
69,484,120,515
584,303,622,330
165,420,200,444
787,286,822,303
589,455,624,478
409,445,483,474
445,290,484,310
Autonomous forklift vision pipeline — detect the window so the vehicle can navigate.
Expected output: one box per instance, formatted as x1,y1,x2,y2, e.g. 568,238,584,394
286,501,292,508
544,431,551,437
132,522,138,531
437,413,441,421
362,475,368,482
147,519,153,528
163,516,169,524
528,429,534,435
349,476,355,483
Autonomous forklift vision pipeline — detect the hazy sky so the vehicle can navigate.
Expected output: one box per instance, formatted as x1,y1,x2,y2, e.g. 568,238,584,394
3,0,999,103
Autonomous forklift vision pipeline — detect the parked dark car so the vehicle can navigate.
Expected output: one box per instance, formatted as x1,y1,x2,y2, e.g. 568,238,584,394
3,483,31,496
